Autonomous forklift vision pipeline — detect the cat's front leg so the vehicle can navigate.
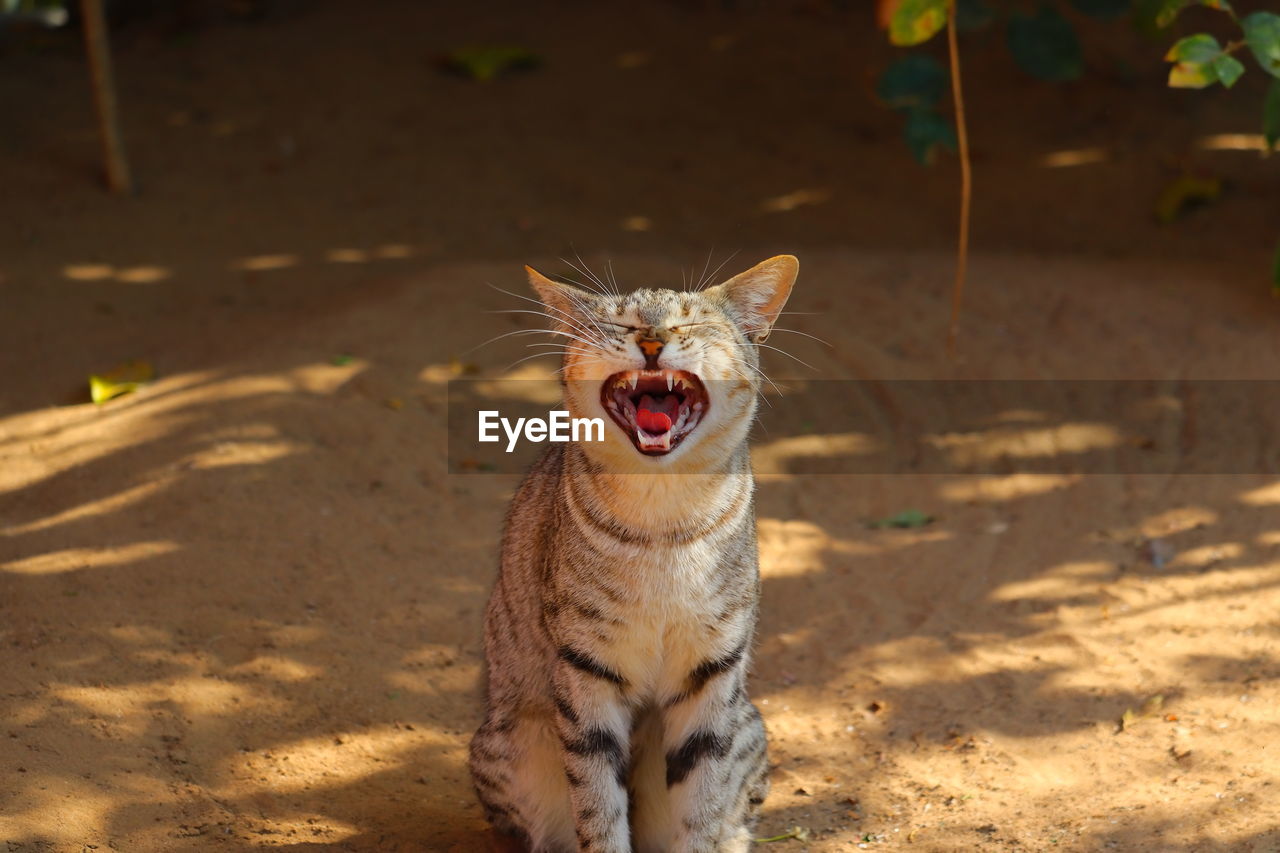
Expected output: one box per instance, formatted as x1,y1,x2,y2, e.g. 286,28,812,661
661,652,768,853
553,644,633,852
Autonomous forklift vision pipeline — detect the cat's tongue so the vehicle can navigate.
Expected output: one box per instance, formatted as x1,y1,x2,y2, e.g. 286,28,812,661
636,393,677,450
636,407,672,434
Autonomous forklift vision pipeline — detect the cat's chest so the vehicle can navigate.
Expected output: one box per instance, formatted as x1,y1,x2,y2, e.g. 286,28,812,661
606,540,748,700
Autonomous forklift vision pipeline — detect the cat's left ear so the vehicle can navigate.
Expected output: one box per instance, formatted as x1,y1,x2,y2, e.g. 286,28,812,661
711,255,798,342
526,265,592,327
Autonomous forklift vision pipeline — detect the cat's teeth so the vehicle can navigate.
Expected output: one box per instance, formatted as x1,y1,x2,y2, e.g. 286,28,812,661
629,373,639,391
667,373,674,392
673,406,689,433
637,429,671,451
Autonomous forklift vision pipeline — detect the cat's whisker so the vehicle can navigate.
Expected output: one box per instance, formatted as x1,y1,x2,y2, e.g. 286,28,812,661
559,253,609,296
604,258,620,295
487,285,611,344
695,248,741,291
525,343,603,360
487,306,611,350
753,342,817,371
694,249,714,292
466,326,566,354
563,252,618,298
502,351,576,372
503,348,609,372
469,322,610,350
720,353,783,402
754,326,832,347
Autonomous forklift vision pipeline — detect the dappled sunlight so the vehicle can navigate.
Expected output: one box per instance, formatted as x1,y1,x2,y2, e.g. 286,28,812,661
52,675,271,726
758,518,847,577
3,480,167,535
327,244,418,263
386,659,482,697
181,438,306,470
0,784,126,850
751,432,882,476
1039,145,1109,167
988,559,1114,602
759,187,831,213
230,253,301,272
2,541,179,575
758,516,951,577
1136,505,1220,536
926,421,1123,463
62,263,173,283
937,473,1079,501
326,248,371,263
1239,480,1280,505
213,724,443,796
1167,541,1244,569
223,654,326,683
114,266,173,284
470,368,565,404
742,470,1280,846
1198,132,1271,152
1036,135,1268,168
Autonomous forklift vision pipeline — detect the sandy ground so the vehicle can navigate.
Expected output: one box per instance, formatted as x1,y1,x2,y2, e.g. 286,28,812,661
3,2,1280,851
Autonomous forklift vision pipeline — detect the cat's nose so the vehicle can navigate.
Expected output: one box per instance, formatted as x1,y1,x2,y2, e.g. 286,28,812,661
637,337,663,370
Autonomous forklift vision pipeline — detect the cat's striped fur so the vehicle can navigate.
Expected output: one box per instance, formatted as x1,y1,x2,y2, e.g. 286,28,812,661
470,256,798,852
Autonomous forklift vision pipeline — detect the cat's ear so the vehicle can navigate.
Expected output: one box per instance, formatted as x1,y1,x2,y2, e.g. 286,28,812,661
526,265,592,327
710,255,798,342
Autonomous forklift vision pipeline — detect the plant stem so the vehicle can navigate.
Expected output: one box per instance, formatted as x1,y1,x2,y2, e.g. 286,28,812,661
946,0,971,357
81,0,133,194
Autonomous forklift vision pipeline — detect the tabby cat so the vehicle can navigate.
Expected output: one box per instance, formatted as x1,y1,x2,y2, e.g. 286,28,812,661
469,255,799,852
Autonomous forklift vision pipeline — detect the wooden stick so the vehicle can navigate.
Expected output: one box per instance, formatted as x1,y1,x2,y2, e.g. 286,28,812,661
945,0,971,357
80,0,133,194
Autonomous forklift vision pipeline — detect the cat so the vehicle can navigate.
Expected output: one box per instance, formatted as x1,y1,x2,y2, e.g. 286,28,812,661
469,255,799,853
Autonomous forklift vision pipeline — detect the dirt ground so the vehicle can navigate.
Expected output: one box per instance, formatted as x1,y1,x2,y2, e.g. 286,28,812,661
2,1,1280,851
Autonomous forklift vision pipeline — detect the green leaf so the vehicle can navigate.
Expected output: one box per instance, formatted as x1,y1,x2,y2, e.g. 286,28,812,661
903,108,957,164
1210,53,1245,87
1069,0,1132,20
442,46,541,81
1242,12,1280,79
89,359,154,405
1165,32,1221,64
1264,78,1280,151
868,508,935,529
1153,174,1221,223
876,54,949,111
890,0,949,46
1008,5,1084,81
1165,33,1232,88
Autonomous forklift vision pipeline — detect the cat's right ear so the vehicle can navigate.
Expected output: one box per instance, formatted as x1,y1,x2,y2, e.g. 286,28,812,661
710,254,798,343
526,265,589,327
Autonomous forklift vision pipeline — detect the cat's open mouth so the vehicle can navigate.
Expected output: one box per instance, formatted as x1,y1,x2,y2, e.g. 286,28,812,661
600,369,709,455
